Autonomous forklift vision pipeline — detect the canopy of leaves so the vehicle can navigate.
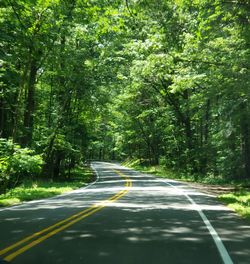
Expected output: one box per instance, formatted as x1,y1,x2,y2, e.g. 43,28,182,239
0,0,249,193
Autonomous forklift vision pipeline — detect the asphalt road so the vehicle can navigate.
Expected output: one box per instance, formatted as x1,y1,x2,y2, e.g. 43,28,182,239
0,162,250,264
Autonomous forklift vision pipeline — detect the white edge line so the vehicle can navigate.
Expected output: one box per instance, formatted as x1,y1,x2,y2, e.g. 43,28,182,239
90,162,100,186
159,178,233,264
117,163,233,264
0,163,100,212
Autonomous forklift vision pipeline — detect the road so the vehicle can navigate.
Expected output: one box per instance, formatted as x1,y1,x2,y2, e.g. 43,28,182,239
0,162,250,264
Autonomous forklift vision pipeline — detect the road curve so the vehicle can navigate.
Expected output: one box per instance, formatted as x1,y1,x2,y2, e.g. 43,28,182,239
0,162,250,263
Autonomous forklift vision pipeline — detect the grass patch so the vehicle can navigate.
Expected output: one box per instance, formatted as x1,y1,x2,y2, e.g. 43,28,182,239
123,159,183,179
0,166,95,207
123,159,250,220
219,192,250,220
123,159,250,185
123,159,206,183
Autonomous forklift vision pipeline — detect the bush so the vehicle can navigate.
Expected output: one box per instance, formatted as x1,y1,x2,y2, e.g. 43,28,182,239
0,138,43,193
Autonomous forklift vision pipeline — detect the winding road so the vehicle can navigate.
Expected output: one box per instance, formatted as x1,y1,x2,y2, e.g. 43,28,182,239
0,162,250,263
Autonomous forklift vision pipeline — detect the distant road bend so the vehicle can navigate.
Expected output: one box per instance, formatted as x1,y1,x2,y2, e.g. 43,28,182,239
0,162,250,263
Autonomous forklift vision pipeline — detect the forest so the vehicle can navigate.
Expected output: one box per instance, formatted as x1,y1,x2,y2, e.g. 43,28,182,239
0,0,249,193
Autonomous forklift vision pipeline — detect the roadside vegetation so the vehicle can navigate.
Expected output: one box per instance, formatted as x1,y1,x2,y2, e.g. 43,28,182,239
0,1,249,212
219,192,250,220
0,138,94,207
124,159,250,221
123,159,250,185
0,166,94,207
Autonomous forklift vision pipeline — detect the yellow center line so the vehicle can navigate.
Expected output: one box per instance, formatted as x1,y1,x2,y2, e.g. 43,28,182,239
0,169,132,262
0,175,127,256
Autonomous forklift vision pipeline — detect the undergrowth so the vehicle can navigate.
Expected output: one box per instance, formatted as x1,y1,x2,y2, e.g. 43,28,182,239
0,166,94,207
123,159,250,220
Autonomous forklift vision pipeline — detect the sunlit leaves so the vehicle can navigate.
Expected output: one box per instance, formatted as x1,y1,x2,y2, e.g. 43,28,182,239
0,0,249,181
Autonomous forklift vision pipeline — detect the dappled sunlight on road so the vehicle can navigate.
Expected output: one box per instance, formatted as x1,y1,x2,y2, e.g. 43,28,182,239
105,201,231,212
0,162,250,263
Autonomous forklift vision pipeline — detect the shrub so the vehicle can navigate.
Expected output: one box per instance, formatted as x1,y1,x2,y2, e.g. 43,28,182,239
0,138,43,193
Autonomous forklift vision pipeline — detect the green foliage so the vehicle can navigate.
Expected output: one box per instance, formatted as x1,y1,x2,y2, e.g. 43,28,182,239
10,148,43,176
0,0,249,194
93,0,250,179
0,138,43,193
124,159,195,182
0,166,94,207
219,192,250,220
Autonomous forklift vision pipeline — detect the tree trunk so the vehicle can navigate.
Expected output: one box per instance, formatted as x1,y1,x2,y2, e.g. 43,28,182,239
240,102,250,178
200,99,210,174
53,152,62,179
0,97,4,137
12,63,29,142
22,56,38,146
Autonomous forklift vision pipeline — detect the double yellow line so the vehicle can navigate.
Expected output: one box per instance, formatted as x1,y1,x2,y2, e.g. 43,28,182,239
0,169,132,262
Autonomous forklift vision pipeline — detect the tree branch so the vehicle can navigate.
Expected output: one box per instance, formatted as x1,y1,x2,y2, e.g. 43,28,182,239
125,0,135,17
7,0,28,33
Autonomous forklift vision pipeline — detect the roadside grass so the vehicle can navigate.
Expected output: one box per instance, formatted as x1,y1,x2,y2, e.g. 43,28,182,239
122,159,224,184
123,159,250,220
0,166,95,207
218,192,250,220
123,159,250,185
